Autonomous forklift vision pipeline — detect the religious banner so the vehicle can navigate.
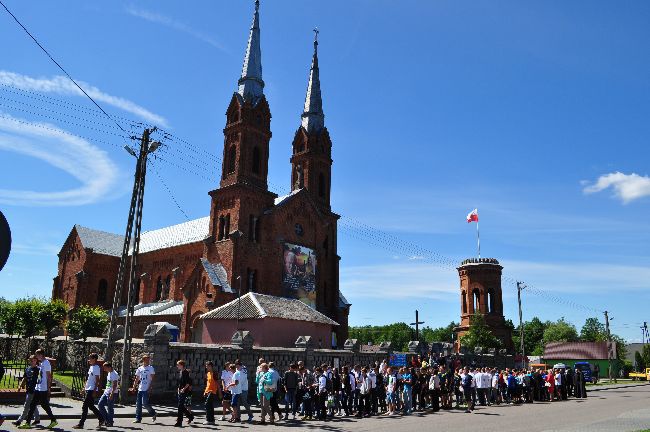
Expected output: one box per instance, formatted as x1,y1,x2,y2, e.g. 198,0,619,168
282,243,317,308
389,354,407,367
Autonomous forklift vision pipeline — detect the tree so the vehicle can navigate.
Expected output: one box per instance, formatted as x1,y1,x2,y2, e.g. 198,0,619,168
13,298,45,338
460,314,502,351
66,305,109,341
39,300,68,338
543,318,579,345
421,322,458,344
580,317,606,342
634,351,645,372
642,345,650,370
0,299,18,336
512,317,549,356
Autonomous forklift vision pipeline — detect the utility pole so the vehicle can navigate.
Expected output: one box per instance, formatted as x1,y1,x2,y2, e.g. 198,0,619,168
604,310,613,383
410,310,425,341
517,282,527,368
103,128,160,402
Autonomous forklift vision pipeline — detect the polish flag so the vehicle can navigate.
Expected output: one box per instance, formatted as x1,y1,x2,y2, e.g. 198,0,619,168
467,209,479,223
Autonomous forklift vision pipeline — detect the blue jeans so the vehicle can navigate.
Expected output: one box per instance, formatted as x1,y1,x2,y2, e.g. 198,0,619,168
98,394,115,424
135,391,157,421
402,388,412,413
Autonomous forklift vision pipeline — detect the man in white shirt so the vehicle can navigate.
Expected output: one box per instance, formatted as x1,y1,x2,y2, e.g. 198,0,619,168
220,363,234,421
20,349,57,430
235,360,253,423
98,362,119,427
228,364,243,423
368,367,377,414
133,355,157,423
73,353,105,429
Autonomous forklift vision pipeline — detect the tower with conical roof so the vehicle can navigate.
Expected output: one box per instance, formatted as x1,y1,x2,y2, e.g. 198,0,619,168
290,29,333,212
206,0,277,296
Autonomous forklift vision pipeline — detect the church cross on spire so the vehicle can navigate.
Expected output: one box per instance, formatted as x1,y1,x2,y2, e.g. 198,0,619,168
301,28,324,134
238,0,264,103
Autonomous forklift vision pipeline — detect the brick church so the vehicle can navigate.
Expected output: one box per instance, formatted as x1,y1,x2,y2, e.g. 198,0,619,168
52,1,350,346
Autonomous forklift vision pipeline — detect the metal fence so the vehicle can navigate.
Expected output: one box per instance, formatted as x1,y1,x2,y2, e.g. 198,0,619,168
0,358,30,390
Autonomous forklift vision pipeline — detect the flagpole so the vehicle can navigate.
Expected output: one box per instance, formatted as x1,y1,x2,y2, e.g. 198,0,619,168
476,220,481,258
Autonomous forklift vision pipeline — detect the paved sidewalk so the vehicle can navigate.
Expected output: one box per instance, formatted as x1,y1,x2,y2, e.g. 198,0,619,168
2,382,646,421
1,399,262,420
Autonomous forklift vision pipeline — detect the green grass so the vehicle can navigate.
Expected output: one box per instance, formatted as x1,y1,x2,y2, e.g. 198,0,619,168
52,370,74,388
0,380,19,389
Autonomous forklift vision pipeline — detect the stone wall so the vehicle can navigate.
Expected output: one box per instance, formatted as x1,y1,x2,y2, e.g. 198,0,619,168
0,329,514,403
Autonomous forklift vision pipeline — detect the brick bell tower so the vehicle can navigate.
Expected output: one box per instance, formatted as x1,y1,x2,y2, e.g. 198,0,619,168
206,0,276,282
290,30,333,212
454,258,514,352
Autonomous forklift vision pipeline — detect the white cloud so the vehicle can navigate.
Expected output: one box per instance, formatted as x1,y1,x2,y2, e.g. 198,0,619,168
0,71,169,128
125,6,228,53
0,113,123,206
583,172,650,204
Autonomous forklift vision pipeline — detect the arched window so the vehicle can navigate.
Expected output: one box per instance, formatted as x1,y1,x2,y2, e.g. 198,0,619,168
97,279,108,306
227,145,236,174
318,173,326,198
164,275,171,300
252,146,261,174
473,288,481,313
462,290,467,314
218,215,225,241
487,289,494,313
155,276,163,301
224,214,231,239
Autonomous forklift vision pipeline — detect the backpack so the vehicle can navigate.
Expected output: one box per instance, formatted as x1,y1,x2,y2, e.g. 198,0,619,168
462,374,472,387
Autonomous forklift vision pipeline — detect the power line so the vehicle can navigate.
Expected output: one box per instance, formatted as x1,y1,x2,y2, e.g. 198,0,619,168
0,0,130,135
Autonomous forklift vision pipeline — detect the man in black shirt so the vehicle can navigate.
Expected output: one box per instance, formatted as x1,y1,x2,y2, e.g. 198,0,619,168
283,364,299,420
175,360,194,427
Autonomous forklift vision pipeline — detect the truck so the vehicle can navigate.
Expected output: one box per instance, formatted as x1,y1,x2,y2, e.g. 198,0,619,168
574,362,595,384
629,368,650,381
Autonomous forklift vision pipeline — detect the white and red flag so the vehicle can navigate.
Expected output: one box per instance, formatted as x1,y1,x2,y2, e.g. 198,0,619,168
466,208,479,223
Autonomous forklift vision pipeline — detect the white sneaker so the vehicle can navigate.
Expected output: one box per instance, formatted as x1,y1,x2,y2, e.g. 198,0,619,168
219,416,227,421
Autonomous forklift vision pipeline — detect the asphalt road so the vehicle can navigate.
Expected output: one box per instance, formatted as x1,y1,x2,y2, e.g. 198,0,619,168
4,384,650,432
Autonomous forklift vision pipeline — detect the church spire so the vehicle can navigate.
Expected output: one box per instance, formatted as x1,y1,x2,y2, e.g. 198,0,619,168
238,0,264,103
301,28,324,134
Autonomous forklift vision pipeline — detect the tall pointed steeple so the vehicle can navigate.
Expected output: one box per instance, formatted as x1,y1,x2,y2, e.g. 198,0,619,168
238,0,264,103
301,29,324,134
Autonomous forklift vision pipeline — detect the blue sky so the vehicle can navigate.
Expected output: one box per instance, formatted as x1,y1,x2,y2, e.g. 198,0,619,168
0,1,649,342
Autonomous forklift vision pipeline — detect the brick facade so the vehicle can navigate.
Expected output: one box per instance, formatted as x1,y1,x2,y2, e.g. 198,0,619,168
454,258,514,352
52,5,349,344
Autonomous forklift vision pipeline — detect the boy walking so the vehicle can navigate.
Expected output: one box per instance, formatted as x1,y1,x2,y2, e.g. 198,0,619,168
19,349,57,430
13,355,40,427
132,355,157,423
98,362,119,427
73,353,104,429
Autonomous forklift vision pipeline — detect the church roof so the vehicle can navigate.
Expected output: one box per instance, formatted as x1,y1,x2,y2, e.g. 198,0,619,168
138,217,210,253
75,225,124,257
273,189,302,207
339,292,351,309
237,0,264,103
201,292,339,326
200,258,234,293
74,217,210,257
301,30,325,134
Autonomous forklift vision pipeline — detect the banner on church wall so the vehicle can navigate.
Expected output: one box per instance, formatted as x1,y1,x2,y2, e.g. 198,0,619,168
282,243,317,308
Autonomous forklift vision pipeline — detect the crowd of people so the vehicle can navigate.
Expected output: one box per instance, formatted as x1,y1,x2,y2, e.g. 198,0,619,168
9,349,590,429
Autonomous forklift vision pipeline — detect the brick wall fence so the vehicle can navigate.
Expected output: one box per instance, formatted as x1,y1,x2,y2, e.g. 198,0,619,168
0,327,514,403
